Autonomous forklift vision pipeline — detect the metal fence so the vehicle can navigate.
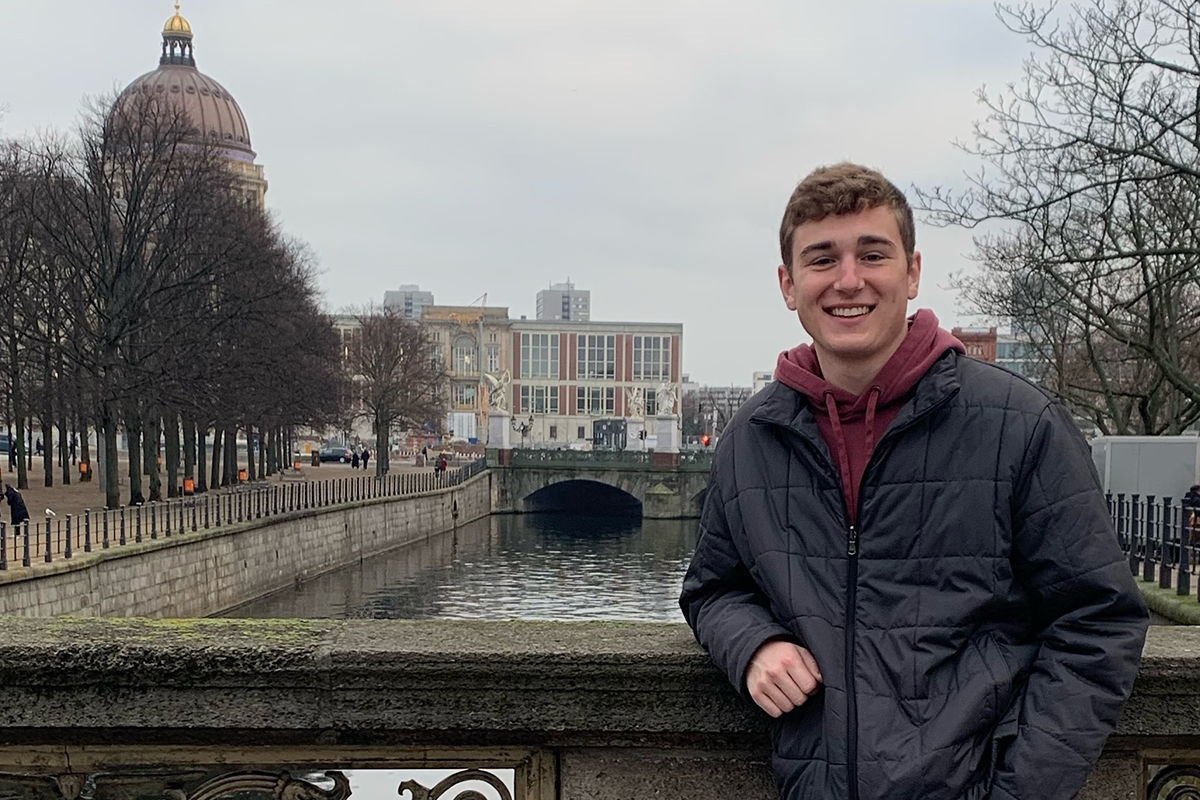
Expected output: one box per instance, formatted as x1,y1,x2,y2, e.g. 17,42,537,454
0,457,488,570
1110,493,1200,600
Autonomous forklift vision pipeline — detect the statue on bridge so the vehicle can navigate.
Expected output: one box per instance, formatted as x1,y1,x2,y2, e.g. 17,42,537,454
627,386,647,419
656,382,678,416
484,369,512,414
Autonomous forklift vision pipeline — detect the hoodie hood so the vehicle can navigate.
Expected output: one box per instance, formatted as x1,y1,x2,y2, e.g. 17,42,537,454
773,309,965,522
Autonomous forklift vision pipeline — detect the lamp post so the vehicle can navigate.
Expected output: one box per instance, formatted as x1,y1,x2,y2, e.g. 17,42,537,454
511,414,534,448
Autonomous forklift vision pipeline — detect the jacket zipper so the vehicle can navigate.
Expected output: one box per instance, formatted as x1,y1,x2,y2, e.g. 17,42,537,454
846,524,859,800
755,386,960,800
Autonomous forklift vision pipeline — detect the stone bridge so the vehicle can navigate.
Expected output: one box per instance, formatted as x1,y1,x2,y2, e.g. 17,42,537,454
488,449,713,518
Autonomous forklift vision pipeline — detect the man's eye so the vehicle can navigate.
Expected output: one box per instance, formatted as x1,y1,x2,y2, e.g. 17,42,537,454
861,252,886,263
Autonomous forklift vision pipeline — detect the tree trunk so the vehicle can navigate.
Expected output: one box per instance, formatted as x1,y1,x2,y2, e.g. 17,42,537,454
222,425,235,486
102,404,120,510
246,425,257,482
9,333,28,489
126,409,144,505
195,422,208,494
209,426,223,491
145,412,162,502
181,413,195,493
164,412,181,498
258,423,266,478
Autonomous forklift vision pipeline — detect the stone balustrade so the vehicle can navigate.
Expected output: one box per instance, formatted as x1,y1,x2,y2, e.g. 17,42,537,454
0,619,1195,799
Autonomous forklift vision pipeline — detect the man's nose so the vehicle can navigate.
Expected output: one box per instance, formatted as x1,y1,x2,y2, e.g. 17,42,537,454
832,256,866,292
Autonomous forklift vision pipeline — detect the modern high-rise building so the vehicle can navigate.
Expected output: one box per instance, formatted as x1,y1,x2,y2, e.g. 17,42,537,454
382,285,435,319
536,281,590,322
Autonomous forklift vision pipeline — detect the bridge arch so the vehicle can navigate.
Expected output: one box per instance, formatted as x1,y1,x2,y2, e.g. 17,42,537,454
523,479,642,515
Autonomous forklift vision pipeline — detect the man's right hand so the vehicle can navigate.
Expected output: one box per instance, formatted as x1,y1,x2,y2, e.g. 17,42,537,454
746,640,823,718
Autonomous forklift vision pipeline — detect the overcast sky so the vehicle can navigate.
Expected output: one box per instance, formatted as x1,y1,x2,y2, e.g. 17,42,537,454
0,1,1036,385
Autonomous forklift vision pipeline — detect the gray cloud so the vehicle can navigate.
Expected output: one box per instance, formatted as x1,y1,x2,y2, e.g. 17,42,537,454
0,1,1032,384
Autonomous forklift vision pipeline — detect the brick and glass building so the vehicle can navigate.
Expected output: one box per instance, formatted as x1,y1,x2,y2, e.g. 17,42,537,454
510,319,683,448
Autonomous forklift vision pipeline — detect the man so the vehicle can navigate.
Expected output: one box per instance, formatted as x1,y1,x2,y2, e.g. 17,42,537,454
680,163,1148,800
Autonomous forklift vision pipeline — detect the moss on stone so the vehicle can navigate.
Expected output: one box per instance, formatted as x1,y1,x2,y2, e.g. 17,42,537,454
1137,579,1200,626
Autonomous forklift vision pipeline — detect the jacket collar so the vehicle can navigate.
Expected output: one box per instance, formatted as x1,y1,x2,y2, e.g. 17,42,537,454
751,350,962,441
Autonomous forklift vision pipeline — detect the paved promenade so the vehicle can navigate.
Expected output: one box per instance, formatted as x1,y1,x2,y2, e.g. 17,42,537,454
0,455,447,564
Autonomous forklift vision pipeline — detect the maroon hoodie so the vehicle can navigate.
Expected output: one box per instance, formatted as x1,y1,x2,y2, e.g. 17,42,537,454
774,309,965,524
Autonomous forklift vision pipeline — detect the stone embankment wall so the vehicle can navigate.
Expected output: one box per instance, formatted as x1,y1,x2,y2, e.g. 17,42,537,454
0,473,491,618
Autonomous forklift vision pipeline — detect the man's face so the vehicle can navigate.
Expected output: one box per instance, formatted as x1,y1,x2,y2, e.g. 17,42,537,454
778,205,921,368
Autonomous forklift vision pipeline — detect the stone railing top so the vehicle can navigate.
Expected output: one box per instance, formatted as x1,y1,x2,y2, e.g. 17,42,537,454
506,449,713,470
0,619,1191,745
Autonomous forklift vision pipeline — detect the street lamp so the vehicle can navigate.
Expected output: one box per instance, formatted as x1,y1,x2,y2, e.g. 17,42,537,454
511,414,534,447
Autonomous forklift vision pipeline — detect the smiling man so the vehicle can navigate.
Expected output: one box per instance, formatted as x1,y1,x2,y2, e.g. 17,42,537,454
680,163,1148,800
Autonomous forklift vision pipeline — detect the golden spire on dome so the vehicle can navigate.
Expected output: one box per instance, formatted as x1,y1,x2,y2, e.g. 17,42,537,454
163,2,193,38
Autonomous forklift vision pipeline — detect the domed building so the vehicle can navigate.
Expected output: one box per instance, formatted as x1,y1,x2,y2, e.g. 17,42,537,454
119,3,267,207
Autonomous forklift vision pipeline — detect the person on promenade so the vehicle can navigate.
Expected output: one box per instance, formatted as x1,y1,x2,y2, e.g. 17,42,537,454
1185,484,1200,545
351,450,360,469
361,447,371,471
680,163,1148,800
3,484,29,527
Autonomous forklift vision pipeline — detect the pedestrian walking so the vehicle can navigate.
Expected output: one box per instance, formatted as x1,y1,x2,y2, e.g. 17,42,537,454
680,162,1147,800
4,483,29,527
361,447,370,471
1184,484,1200,545
351,450,359,469
35,438,42,457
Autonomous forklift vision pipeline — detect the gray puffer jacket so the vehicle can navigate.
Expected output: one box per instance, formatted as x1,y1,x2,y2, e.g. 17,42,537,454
680,352,1148,800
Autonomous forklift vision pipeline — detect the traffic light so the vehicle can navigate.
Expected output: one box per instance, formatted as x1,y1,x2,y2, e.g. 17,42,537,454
701,434,711,447
638,429,647,440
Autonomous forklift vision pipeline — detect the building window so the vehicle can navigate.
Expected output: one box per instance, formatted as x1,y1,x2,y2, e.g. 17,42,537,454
576,386,615,415
633,336,670,381
577,426,585,440
521,333,559,379
488,332,498,343
577,334,616,380
549,425,558,440
453,337,478,374
645,388,657,417
451,384,477,409
486,345,500,373
520,385,559,414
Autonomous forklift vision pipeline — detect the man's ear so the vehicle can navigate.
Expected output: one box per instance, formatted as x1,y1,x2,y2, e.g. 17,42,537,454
907,251,922,300
778,264,797,311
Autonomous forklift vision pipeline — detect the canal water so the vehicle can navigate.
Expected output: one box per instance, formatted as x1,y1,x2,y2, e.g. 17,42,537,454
225,513,698,621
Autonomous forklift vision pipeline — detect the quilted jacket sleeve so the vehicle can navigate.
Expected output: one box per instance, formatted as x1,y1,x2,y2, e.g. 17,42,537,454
679,448,796,701
989,401,1149,800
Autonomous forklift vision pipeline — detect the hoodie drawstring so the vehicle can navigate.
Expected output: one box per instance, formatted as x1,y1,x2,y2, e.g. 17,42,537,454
825,392,856,522
864,386,881,456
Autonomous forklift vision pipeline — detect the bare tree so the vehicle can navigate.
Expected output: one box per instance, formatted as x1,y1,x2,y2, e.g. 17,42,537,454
351,305,446,477
919,0,1200,434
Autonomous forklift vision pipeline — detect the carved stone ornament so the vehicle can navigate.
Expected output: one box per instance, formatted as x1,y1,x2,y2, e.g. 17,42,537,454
399,768,513,800
484,369,512,414
656,382,678,416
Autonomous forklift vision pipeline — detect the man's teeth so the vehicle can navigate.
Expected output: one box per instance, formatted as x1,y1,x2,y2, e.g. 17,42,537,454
829,306,870,317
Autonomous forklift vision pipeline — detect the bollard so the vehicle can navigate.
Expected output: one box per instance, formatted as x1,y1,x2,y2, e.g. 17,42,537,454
1144,497,1157,583
84,510,92,553
44,516,52,563
65,515,72,559
22,520,30,567
1161,497,1174,591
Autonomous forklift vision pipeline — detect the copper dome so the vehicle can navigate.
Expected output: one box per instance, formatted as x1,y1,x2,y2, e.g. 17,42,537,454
121,67,255,159
118,4,256,161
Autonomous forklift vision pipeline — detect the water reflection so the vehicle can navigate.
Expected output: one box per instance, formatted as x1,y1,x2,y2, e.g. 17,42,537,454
224,513,699,622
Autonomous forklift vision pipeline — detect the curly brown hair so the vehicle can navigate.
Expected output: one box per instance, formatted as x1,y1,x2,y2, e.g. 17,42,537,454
779,163,915,272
